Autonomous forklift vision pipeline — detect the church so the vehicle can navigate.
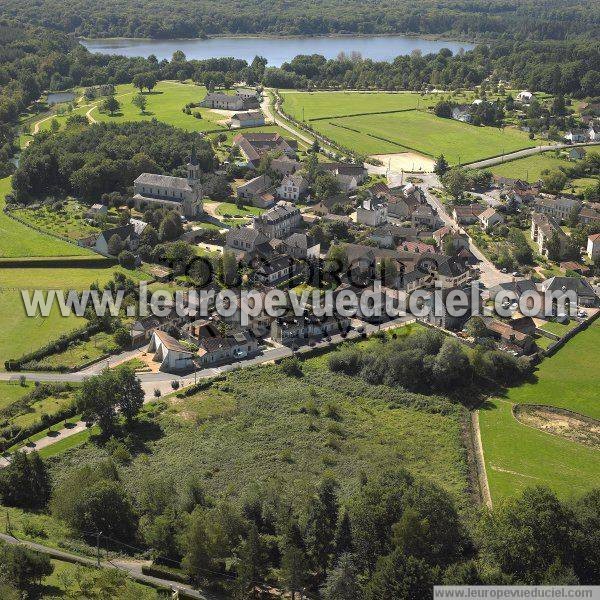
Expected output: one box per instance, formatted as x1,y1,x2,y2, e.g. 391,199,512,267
133,147,203,218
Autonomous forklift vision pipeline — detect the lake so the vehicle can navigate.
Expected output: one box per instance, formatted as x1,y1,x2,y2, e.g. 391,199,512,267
80,35,474,66
46,91,76,105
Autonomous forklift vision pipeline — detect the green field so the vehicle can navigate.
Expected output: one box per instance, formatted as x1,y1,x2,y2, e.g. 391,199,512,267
0,381,34,411
479,398,600,503
487,146,600,181
310,110,536,163
480,319,600,503
215,201,265,217
0,178,93,258
89,81,228,133
280,90,435,121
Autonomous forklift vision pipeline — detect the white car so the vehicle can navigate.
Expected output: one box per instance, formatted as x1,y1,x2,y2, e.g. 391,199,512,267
578,310,588,318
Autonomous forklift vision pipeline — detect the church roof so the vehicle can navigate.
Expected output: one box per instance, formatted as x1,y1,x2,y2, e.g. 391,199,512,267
134,173,193,192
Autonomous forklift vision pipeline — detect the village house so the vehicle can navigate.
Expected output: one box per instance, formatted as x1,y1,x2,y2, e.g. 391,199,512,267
133,149,203,218
237,174,275,208
320,162,368,192
86,203,107,219
94,224,136,255
235,87,260,101
412,204,442,229
369,224,419,249
452,105,473,123
452,203,486,225
480,317,535,355
564,129,589,143
539,276,598,307
130,317,161,346
356,196,388,226
479,207,504,229
148,330,195,372
578,206,600,225
433,226,469,251
197,330,259,366
253,201,302,240
229,110,265,129
587,233,600,260
253,254,299,285
530,213,569,258
270,156,301,177
399,240,435,253
560,261,591,276
225,227,268,254
199,91,259,111
233,133,297,168
589,124,600,142
277,173,308,201
532,196,581,222
278,232,320,260
271,313,351,345
568,147,587,161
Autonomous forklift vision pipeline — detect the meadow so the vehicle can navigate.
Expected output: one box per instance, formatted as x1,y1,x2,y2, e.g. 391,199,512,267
51,336,470,510
311,110,536,163
280,90,436,121
479,319,600,503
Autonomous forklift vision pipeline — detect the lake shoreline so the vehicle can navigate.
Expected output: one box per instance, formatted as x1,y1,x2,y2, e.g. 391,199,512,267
79,32,476,44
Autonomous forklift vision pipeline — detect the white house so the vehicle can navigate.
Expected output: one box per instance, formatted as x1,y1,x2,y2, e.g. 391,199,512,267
86,203,107,218
229,110,265,129
588,124,600,142
148,330,195,373
356,197,388,227
587,233,600,261
479,207,504,229
277,173,308,201
565,129,589,143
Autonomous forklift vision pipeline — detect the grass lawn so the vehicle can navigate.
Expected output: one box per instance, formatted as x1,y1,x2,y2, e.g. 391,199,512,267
215,201,265,217
0,381,34,411
280,90,435,121
310,110,535,163
539,319,580,337
31,331,119,370
0,178,93,258
13,200,100,241
10,390,76,430
37,425,99,459
90,81,228,133
479,398,600,503
501,318,600,420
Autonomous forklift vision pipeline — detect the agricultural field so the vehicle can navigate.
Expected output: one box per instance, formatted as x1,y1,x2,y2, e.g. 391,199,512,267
12,200,101,242
280,90,436,121
479,319,600,503
0,178,93,258
50,329,470,510
487,145,600,182
310,110,536,163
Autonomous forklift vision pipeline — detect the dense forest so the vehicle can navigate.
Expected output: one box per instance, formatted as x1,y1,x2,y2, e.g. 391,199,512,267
0,0,598,40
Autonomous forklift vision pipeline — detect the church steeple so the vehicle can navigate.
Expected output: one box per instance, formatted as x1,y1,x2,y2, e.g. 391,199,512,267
187,144,199,181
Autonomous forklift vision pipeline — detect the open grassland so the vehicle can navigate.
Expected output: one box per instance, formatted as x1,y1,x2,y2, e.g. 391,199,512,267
0,178,93,258
52,336,469,509
89,81,228,132
311,110,536,163
505,318,600,420
487,146,600,181
280,90,436,121
479,398,600,503
479,319,600,503
0,381,34,410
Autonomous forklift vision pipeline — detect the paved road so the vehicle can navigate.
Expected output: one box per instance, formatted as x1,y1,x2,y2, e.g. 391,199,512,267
261,91,314,147
0,532,214,599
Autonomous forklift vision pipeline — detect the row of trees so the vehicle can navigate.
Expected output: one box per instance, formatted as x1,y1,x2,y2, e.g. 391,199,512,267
329,328,531,395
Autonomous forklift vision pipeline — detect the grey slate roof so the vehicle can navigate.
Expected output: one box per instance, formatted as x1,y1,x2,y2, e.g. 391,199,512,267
135,173,193,192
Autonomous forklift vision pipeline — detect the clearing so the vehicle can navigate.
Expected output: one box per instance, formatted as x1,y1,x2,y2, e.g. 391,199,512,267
371,152,436,173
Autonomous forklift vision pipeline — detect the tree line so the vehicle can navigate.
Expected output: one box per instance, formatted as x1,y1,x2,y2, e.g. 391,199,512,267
0,0,598,41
